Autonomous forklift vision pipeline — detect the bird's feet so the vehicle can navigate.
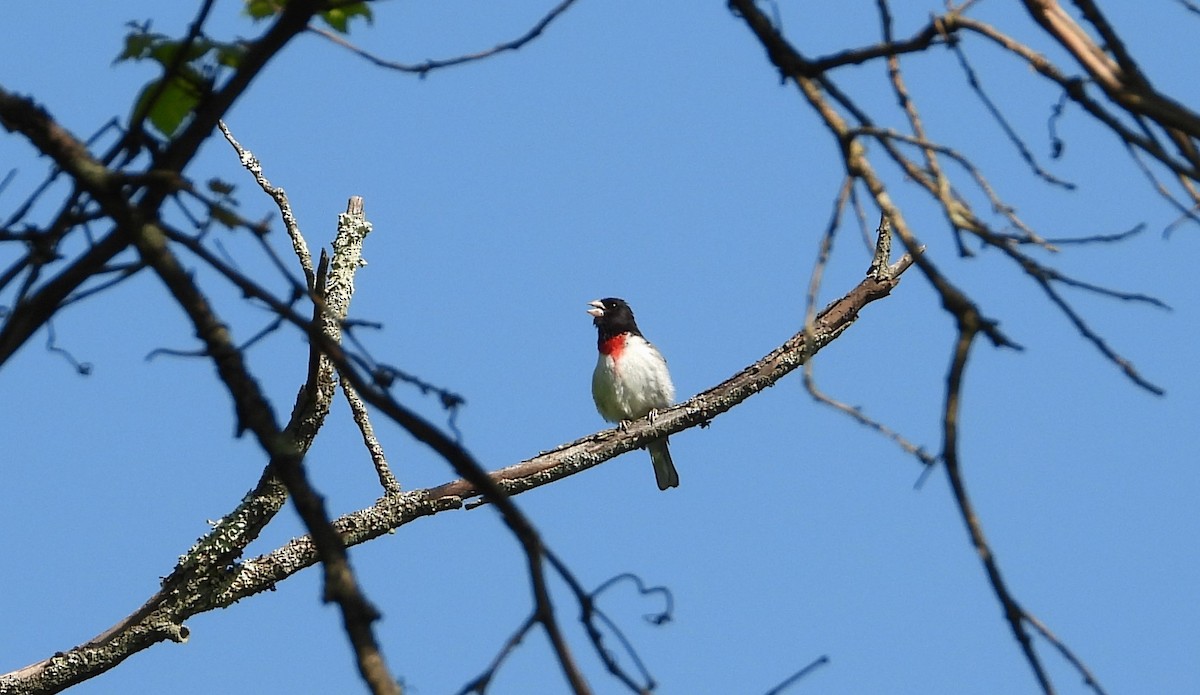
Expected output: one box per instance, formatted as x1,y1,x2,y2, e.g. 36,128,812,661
618,419,632,432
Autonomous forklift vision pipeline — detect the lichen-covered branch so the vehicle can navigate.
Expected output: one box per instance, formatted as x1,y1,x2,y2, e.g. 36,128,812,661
219,244,915,605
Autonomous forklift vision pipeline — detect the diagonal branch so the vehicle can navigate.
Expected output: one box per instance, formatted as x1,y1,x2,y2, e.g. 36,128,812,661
214,246,916,601
1018,0,1200,174
805,206,937,467
939,319,1055,694
0,0,326,373
727,2,1116,692
125,210,401,694
0,230,917,695
938,310,1106,695
0,88,142,367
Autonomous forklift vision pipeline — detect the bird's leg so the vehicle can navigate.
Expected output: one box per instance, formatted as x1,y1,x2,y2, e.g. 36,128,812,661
618,419,632,432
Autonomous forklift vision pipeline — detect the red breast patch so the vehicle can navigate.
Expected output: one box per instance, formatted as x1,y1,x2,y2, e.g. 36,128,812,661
599,334,626,359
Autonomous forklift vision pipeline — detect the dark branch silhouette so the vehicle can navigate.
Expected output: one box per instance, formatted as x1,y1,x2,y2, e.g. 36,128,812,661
309,0,581,77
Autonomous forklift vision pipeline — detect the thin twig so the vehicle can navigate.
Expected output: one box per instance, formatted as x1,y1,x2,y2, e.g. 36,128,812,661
218,120,315,288
804,203,937,466
60,262,145,307
1031,272,1165,394
1048,271,1170,309
457,615,539,694
849,126,1054,249
0,168,15,198
763,655,831,695
801,179,846,350
877,0,968,255
947,38,1076,189
848,185,872,251
1177,0,1200,16
1023,611,1110,695
940,319,1055,694
545,560,670,694
1125,144,1200,232
1041,223,1146,245
343,376,402,494
309,0,580,77
44,319,92,375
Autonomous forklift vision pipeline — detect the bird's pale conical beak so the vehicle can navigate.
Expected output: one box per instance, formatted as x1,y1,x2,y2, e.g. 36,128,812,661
586,299,605,318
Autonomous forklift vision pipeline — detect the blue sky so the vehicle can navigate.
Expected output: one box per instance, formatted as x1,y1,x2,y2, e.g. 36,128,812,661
2,1,1198,693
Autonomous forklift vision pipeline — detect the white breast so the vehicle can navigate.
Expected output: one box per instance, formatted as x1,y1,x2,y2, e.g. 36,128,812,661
592,335,675,422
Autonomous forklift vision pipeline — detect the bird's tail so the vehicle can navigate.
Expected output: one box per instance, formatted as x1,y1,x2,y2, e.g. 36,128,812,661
649,438,679,490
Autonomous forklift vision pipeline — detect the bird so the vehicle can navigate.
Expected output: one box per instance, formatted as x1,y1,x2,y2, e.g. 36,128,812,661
587,297,679,490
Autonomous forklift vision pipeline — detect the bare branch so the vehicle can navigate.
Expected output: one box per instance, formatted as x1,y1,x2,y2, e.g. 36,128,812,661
946,38,1076,190
323,203,400,494
213,247,917,595
805,206,937,467
344,376,402,494
542,560,668,693
1176,0,1200,17
1024,612,1110,695
127,201,400,693
1,224,919,695
938,304,1111,695
309,0,580,77
44,320,92,375
1030,271,1165,395
763,655,831,695
1041,223,1146,245
457,614,539,695
1125,144,1200,231
939,319,1056,693
727,3,1130,692
218,120,315,288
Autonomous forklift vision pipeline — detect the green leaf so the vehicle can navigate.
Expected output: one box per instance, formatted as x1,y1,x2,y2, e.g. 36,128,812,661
244,0,285,20
319,2,373,34
148,39,213,70
210,203,241,230
214,42,247,69
115,30,165,63
132,71,206,138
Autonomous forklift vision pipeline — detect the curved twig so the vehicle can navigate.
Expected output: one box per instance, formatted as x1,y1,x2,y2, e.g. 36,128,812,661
309,0,580,77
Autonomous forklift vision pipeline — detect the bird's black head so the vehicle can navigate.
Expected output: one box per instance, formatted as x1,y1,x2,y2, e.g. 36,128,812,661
587,297,642,342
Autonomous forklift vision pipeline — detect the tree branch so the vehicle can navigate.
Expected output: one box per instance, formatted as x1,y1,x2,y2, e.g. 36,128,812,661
127,204,401,694
308,0,581,76
939,319,1056,694
727,2,1120,691
0,225,915,695
217,245,914,603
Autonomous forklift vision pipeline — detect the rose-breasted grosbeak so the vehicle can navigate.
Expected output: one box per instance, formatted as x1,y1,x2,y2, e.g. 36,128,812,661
587,298,679,490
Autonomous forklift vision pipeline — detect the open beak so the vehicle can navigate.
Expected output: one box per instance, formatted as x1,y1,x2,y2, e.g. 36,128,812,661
586,299,605,318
